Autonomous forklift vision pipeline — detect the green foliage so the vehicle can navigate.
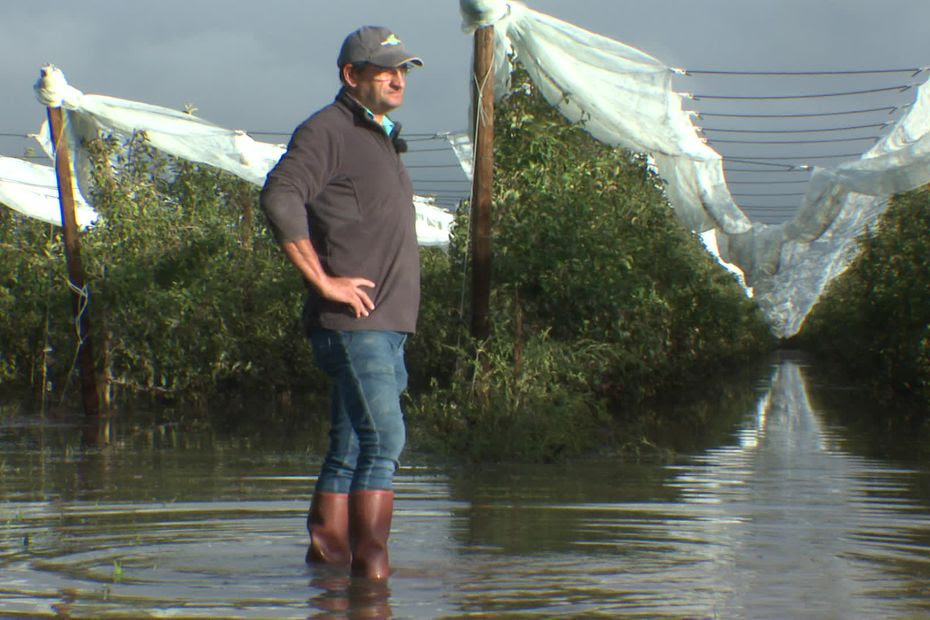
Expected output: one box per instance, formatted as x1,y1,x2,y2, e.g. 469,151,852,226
409,68,773,461
488,75,771,398
0,211,67,398
2,75,772,461
0,134,318,409
798,186,930,407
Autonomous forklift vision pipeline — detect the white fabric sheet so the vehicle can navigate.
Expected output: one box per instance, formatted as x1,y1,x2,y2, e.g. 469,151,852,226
7,65,453,247
0,155,97,228
459,0,930,337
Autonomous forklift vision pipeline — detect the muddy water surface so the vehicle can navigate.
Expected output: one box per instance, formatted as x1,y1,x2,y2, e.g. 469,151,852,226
1,358,929,618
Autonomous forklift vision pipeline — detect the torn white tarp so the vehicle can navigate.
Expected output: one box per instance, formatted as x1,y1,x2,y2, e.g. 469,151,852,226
458,0,751,237
458,0,930,337
726,77,930,336
17,65,453,246
34,66,283,188
699,229,752,298
0,155,97,228
414,195,455,247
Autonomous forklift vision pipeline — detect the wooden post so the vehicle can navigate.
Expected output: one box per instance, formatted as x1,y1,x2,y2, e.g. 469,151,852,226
470,25,494,341
47,106,100,424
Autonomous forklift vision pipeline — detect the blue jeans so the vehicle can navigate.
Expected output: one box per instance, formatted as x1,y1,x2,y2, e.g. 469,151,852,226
310,329,408,493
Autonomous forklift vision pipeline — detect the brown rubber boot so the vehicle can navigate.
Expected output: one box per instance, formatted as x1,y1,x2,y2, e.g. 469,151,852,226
348,490,394,579
306,491,351,565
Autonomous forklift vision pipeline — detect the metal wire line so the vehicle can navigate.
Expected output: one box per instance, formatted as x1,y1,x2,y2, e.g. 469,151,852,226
725,168,811,173
738,205,805,210
2,154,47,160
708,135,880,145
727,180,810,185
726,152,864,160
403,146,458,153
405,164,463,169
0,175,58,190
696,106,902,118
409,179,469,184
724,158,801,169
692,84,913,100
731,192,806,197
700,122,889,134
684,67,925,76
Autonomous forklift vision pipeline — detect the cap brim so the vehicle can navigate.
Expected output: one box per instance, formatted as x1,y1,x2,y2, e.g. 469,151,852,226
370,48,424,68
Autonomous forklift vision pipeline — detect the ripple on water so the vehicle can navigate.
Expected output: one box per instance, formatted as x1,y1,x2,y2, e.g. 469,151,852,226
3,360,930,617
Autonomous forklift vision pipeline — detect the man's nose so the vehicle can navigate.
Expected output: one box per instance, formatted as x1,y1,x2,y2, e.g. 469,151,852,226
389,69,406,88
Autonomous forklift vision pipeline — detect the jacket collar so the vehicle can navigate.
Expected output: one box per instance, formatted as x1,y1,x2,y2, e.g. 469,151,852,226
336,88,403,140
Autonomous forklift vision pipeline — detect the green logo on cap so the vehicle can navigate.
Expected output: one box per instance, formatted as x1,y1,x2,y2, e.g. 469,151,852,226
381,34,402,47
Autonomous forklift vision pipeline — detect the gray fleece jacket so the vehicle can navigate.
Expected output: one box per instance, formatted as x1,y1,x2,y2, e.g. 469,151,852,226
259,90,420,334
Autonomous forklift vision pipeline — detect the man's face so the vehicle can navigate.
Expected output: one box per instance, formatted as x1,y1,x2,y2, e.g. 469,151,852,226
344,64,408,116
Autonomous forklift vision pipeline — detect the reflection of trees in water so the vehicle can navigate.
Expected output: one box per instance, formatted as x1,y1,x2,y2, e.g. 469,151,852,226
444,357,769,555
443,358,930,617
803,362,930,464
668,359,930,617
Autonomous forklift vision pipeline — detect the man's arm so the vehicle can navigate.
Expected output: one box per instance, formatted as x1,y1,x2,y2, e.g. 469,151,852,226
260,119,375,318
281,238,375,319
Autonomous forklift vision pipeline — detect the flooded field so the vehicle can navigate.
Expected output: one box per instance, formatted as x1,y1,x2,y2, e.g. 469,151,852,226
1,357,929,618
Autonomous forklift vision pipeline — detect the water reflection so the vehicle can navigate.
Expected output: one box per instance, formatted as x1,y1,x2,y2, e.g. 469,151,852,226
443,358,930,618
308,574,392,619
663,361,930,617
1,357,929,618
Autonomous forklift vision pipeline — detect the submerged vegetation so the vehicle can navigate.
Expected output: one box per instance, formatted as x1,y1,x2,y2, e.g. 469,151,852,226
1,69,776,461
797,186,930,412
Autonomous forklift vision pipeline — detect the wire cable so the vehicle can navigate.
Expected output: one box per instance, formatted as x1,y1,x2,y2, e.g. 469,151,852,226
738,205,803,210
731,192,806,197
724,159,800,170
707,135,879,145
405,164,464,169
685,67,925,76
403,146,456,153
700,122,889,134
691,84,912,100
409,179,470,184
727,180,810,185
403,135,450,142
726,152,864,160
1,154,47,160
725,168,811,173
696,106,901,118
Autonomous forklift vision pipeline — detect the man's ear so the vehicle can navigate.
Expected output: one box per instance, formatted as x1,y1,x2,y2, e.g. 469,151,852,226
341,64,359,88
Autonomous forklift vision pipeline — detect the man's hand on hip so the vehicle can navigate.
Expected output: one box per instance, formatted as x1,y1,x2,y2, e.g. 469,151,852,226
320,276,376,318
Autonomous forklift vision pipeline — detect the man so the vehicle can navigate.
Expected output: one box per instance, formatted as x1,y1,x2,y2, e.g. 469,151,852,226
259,25,422,580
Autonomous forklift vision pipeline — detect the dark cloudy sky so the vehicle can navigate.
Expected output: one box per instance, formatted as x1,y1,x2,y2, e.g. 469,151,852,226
3,1,930,217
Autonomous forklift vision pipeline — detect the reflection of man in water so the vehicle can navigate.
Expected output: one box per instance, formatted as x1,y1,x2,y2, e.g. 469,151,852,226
259,26,422,579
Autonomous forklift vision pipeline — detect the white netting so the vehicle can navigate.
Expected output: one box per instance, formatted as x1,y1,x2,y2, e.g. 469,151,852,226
459,0,930,337
0,154,97,228
1,65,452,247
7,7,930,338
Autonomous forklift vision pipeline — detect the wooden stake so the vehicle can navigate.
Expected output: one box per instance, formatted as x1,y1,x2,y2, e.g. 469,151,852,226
47,106,100,425
470,25,494,341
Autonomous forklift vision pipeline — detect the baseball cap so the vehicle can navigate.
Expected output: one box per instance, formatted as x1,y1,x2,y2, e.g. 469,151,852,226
337,26,423,69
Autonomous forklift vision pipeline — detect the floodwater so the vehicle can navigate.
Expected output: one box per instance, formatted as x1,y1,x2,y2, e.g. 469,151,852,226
1,356,929,619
